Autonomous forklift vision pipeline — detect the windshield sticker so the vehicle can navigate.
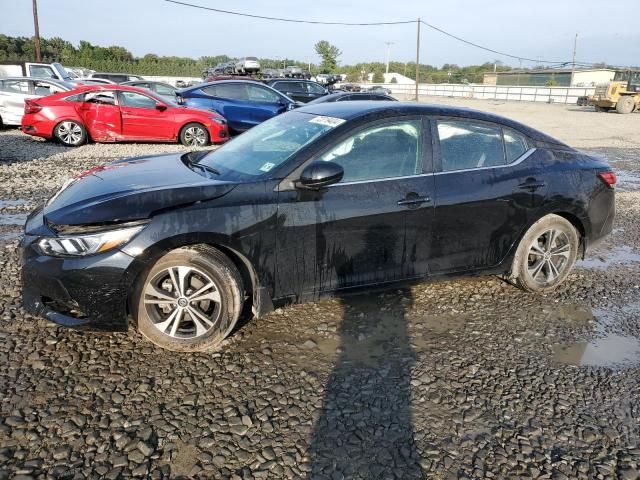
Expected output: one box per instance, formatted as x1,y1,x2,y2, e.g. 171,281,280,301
309,116,346,127
259,162,276,172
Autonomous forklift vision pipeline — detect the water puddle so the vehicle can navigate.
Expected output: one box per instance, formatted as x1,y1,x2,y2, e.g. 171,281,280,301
578,245,640,270
0,199,29,208
551,303,640,368
0,232,20,242
0,213,28,226
552,335,640,367
616,170,640,191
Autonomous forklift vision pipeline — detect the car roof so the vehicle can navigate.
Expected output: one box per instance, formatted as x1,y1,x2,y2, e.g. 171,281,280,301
295,101,566,145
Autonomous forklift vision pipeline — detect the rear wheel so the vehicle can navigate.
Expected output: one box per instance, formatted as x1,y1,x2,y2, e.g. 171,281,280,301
510,214,579,293
616,96,635,114
54,120,87,146
179,122,209,147
135,246,243,351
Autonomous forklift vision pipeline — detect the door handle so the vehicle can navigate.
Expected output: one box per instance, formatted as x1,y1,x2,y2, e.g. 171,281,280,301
397,196,431,206
518,180,546,191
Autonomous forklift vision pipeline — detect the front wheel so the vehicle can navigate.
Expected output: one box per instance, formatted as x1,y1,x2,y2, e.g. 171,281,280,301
134,246,244,351
179,123,209,147
54,120,87,146
510,214,579,293
616,96,635,114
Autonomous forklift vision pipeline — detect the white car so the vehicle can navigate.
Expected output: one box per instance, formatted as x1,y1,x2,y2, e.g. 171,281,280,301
234,57,261,75
0,77,74,126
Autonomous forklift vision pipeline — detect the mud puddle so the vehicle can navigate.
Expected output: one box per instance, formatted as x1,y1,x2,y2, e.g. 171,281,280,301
577,245,640,270
551,304,640,368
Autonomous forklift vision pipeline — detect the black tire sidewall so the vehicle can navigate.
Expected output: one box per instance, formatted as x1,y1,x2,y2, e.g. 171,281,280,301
512,214,579,293
54,121,87,147
135,247,243,352
179,122,209,146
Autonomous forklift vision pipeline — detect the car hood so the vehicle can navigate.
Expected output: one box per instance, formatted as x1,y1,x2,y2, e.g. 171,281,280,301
43,152,236,227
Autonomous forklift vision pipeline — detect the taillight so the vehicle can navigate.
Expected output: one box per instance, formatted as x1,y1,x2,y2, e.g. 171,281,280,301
24,100,42,114
598,171,616,187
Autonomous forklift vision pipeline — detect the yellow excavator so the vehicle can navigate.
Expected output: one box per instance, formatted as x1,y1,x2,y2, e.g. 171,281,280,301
590,69,640,114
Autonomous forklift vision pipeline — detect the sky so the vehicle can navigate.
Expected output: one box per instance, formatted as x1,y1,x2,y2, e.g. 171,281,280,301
1,0,639,69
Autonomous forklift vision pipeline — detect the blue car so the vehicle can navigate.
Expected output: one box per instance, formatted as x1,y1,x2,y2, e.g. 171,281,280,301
176,80,297,133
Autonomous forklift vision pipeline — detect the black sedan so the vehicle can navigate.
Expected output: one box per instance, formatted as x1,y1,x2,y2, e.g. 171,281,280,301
308,92,396,103
21,103,616,351
264,79,330,103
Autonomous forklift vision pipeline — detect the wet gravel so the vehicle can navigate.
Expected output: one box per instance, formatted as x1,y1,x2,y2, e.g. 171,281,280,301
1,111,640,480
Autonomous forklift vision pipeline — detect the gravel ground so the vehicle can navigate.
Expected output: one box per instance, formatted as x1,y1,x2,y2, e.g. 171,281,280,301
1,98,640,480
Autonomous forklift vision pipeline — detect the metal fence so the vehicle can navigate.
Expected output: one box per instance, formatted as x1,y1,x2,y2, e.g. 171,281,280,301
367,83,596,105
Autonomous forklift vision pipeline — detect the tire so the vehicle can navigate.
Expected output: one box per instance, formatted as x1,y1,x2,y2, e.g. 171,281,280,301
134,245,244,352
54,120,87,146
509,214,579,293
616,96,635,114
179,122,209,147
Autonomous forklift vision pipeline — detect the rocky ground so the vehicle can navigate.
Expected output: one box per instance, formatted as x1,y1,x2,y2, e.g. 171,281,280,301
1,99,639,480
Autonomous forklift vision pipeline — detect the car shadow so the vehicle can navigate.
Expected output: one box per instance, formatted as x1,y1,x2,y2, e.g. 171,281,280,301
307,224,424,478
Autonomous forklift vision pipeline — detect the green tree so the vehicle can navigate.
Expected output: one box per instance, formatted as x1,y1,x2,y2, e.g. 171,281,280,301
372,70,384,83
314,40,342,73
390,77,398,84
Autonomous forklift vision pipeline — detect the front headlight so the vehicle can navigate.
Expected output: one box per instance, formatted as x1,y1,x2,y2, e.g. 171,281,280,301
36,225,145,257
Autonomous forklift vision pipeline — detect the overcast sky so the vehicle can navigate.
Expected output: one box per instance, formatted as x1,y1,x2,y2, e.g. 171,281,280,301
1,0,638,68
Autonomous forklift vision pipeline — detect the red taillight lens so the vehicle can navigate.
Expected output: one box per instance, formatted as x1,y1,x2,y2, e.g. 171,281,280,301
598,171,616,187
24,100,42,114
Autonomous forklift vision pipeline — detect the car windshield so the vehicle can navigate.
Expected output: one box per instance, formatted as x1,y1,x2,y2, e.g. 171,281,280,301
198,111,344,181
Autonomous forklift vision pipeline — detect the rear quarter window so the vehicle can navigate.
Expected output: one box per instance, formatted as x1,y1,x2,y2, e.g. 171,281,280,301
503,129,529,162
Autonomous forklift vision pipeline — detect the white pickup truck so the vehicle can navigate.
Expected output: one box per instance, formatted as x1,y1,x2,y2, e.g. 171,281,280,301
0,62,74,82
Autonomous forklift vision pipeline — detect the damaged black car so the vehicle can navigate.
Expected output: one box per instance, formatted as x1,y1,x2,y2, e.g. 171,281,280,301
21,102,616,351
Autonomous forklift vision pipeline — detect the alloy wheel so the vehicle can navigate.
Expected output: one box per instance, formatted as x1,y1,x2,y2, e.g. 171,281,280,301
526,229,572,285
183,126,207,146
143,266,222,339
57,121,83,145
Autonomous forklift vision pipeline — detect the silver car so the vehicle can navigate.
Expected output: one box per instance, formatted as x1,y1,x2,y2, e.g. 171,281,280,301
234,57,261,75
0,77,75,126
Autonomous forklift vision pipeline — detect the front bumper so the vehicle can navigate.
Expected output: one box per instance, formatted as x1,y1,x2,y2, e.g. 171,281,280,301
21,233,136,332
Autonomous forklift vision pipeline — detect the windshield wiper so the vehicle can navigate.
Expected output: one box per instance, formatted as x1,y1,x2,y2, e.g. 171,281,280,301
189,161,220,177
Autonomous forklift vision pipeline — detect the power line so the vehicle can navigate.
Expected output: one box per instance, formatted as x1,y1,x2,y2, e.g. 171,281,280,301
419,20,565,64
159,0,600,66
160,0,416,25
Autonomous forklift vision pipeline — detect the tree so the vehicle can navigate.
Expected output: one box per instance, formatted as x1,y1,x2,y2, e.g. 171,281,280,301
372,70,384,83
390,77,398,84
314,40,342,73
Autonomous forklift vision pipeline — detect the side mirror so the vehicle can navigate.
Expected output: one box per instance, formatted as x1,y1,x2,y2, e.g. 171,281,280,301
296,161,344,189
156,103,168,111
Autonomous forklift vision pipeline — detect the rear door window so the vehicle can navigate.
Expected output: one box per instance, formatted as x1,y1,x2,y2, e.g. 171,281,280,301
84,91,117,105
204,83,248,100
437,120,506,172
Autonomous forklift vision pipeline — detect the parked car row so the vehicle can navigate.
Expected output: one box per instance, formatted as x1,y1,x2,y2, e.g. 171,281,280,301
2,68,397,147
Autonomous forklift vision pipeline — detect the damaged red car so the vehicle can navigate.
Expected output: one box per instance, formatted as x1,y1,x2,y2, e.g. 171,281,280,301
21,84,229,147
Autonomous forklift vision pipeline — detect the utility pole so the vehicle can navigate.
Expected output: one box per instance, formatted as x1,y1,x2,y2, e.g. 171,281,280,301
415,18,420,101
384,41,393,75
570,33,578,86
32,0,42,62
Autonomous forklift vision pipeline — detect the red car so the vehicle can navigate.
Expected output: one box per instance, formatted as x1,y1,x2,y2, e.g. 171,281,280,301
21,84,229,147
